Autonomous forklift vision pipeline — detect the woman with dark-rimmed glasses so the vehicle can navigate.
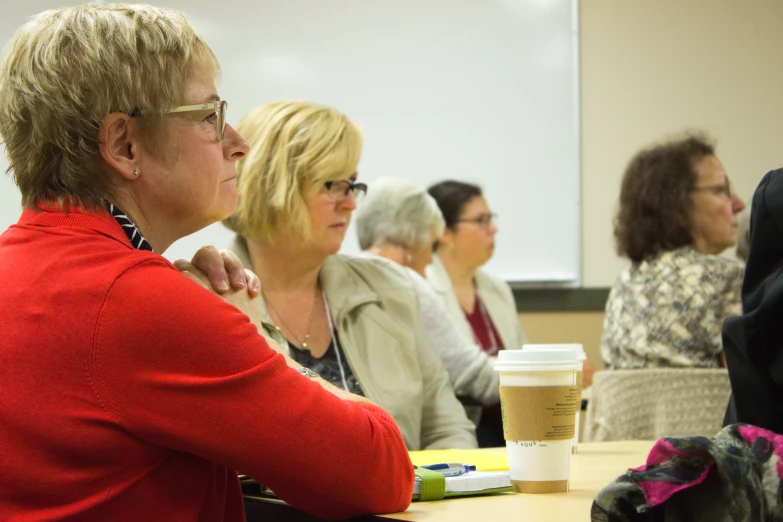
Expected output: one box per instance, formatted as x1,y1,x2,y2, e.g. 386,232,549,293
425,180,530,447
223,100,477,451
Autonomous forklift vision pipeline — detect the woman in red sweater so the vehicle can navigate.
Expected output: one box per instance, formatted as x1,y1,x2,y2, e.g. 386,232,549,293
0,4,413,521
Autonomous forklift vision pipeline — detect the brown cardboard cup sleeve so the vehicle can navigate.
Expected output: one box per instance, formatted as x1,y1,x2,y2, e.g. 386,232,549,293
500,385,580,441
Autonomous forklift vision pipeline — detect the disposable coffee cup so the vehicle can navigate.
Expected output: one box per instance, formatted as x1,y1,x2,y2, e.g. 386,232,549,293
521,344,586,454
495,348,581,493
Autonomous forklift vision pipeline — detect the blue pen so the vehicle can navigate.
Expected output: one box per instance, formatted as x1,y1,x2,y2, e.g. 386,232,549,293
421,463,477,477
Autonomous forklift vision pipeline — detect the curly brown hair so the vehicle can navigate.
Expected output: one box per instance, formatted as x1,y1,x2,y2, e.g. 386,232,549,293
614,134,716,263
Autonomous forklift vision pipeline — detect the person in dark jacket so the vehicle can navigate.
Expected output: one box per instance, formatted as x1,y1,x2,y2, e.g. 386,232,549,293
723,168,783,433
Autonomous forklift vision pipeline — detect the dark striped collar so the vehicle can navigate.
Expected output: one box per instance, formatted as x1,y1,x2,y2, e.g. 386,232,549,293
107,203,153,252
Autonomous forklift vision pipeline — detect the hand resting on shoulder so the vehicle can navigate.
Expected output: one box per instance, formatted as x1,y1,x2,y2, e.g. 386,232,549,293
178,245,373,405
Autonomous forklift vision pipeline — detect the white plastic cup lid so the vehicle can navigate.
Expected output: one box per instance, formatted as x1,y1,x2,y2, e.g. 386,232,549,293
494,348,581,372
522,343,586,361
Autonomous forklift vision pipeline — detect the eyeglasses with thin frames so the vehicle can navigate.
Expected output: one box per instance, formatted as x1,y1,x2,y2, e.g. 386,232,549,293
693,178,732,199
132,100,228,141
324,179,368,202
456,212,497,228
166,100,228,141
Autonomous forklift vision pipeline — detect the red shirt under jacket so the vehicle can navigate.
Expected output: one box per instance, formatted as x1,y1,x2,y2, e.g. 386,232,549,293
464,295,505,356
0,207,413,521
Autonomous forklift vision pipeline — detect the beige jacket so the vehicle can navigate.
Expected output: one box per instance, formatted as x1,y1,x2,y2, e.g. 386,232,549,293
426,254,527,351
230,236,477,451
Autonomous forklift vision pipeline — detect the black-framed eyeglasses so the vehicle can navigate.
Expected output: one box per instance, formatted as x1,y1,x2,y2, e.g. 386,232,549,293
131,100,228,141
693,178,732,199
456,212,497,228
324,179,368,202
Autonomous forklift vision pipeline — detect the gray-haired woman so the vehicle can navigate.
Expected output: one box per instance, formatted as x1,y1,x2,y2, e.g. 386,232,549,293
0,5,412,519
355,178,499,406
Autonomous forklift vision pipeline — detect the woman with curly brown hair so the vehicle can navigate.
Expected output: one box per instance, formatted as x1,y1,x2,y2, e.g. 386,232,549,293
600,134,746,369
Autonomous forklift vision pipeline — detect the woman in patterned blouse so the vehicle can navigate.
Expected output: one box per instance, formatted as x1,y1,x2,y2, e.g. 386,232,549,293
601,133,746,369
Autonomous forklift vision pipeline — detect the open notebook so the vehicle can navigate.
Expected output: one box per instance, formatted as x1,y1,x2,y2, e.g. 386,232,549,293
412,466,511,501
414,470,511,497
409,449,509,471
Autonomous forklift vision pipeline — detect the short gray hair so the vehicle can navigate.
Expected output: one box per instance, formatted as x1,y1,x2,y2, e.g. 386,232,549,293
355,178,445,251
0,4,218,209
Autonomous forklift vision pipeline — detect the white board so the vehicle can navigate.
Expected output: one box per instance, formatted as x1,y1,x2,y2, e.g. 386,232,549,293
0,0,581,284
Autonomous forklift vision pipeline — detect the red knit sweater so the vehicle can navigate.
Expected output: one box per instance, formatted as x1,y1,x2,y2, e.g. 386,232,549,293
0,207,414,521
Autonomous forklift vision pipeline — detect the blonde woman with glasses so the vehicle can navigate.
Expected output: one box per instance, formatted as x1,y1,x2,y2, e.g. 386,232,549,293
222,101,477,451
0,5,413,520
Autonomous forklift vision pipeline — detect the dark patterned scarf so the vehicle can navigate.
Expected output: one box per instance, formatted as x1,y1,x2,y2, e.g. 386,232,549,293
592,423,783,521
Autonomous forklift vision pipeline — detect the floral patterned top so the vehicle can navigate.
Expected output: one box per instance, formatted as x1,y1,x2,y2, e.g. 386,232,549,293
600,247,743,369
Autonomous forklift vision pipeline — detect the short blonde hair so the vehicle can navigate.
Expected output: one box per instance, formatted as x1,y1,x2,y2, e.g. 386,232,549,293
0,3,219,209
224,101,363,242
355,178,445,252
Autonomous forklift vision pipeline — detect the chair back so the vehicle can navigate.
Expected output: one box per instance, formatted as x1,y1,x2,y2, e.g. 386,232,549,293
583,368,731,442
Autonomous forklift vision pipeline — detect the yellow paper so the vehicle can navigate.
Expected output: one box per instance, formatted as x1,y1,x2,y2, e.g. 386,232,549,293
408,449,509,471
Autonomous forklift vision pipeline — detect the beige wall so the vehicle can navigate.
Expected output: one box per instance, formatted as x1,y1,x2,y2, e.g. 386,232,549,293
524,2,783,377
518,311,605,370
580,1,783,287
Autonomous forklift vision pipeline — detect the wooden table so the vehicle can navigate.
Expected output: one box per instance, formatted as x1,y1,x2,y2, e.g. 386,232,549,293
382,441,654,521
244,441,655,522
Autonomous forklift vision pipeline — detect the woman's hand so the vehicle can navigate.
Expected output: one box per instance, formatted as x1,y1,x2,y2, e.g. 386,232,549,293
174,246,262,330
582,360,596,388
175,246,373,405
173,246,260,297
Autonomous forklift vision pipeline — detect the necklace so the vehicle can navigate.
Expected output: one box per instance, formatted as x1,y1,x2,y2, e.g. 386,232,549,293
262,287,319,349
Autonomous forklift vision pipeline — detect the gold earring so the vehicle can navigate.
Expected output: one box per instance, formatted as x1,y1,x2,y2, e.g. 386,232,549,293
132,169,140,177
